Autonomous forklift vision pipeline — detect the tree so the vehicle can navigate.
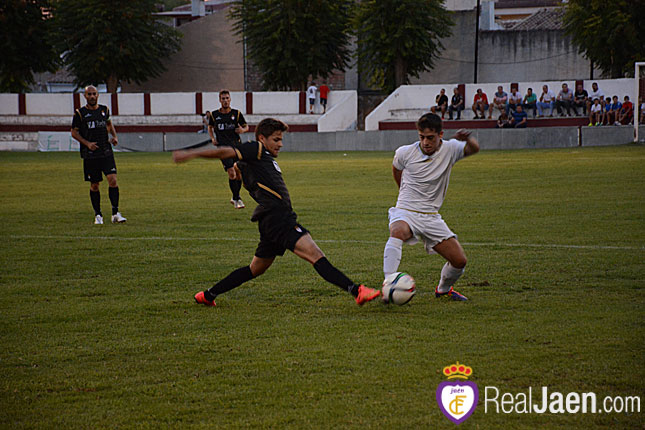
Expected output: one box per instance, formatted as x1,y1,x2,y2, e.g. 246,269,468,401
229,0,353,91
53,0,182,93
353,0,453,94
0,0,60,92
563,0,645,78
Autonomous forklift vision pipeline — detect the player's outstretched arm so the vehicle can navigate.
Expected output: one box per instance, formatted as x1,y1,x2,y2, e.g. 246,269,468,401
454,129,479,157
172,146,237,164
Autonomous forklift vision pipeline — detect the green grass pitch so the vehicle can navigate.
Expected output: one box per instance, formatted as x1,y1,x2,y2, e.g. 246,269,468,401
1,145,643,429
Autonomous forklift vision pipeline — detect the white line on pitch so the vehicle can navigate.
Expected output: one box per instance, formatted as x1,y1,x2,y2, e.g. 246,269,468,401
4,235,644,251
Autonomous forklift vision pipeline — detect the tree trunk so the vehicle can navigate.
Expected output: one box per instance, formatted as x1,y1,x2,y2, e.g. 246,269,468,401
106,75,118,94
394,57,407,89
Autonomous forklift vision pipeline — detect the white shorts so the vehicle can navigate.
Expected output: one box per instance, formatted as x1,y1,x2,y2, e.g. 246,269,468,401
388,207,456,254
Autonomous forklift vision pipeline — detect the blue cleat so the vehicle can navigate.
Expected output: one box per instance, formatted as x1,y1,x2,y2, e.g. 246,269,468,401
435,286,468,301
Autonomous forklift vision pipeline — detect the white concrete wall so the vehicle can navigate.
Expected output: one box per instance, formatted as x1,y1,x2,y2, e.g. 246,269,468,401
202,92,246,113
150,92,194,115
318,91,357,132
0,94,18,115
118,94,144,115
25,94,74,115
254,92,300,114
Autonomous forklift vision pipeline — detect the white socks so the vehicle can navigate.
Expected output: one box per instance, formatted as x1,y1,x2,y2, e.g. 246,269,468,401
383,237,403,277
437,262,465,293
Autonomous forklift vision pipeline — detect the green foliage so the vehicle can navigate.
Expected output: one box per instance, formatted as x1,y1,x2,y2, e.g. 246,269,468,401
52,0,182,92
353,0,453,94
563,0,645,78
1,147,644,428
229,0,352,90
0,0,60,92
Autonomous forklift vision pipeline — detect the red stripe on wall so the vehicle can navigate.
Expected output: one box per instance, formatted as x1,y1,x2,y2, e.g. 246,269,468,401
299,91,306,114
18,94,26,115
196,92,202,114
111,93,119,115
246,92,253,114
144,93,151,115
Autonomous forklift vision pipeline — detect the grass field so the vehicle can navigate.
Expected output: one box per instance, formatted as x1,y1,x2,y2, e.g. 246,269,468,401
1,145,644,429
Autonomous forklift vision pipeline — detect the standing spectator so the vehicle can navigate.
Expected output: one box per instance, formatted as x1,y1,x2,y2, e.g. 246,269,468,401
491,85,508,119
448,87,464,120
208,90,249,209
573,84,588,115
537,85,555,117
507,87,523,115
199,111,210,134
496,111,511,128
640,97,645,124
607,96,622,125
601,97,612,125
472,88,489,119
617,96,633,125
589,98,602,126
587,82,605,114
509,105,528,128
307,82,317,114
522,87,537,118
71,85,126,224
431,88,449,119
556,83,574,116
319,81,330,114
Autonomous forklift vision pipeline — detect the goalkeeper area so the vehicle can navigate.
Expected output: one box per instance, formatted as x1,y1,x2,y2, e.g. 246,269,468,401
1,146,643,429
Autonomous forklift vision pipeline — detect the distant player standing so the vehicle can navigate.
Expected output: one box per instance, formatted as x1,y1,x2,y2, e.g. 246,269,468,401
383,113,479,300
208,90,249,209
71,85,126,224
173,118,381,307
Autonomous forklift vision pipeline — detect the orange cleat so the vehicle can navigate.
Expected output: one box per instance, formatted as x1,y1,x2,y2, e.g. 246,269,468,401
355,284,381,306
194,291,216,307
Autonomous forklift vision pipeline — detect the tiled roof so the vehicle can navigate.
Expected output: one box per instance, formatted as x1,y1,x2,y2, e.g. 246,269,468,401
511,8,565,30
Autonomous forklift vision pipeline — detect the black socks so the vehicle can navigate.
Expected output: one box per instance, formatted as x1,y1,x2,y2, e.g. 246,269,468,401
313,257,359,297
229,179,242,201
108,186,119,215
90,190,101,215
205,266,255,301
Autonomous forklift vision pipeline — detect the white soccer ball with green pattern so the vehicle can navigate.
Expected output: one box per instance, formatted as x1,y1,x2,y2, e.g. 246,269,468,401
382,272,416,305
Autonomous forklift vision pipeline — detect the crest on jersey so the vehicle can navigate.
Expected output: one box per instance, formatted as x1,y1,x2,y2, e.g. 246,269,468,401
272,160,282,173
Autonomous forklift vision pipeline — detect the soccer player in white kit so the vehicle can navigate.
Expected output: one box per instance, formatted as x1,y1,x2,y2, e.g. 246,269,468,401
383,113,479,300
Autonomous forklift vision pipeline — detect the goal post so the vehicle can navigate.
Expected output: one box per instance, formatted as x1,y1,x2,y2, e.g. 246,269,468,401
635,62,644,143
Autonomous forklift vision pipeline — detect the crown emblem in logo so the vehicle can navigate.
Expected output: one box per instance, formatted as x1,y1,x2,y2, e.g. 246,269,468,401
437,362,478,425
443,362,472,379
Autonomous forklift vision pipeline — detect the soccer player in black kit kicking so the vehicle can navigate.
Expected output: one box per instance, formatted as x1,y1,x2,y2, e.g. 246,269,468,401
173,118,381,307
71,85,126,224
208,90,249,209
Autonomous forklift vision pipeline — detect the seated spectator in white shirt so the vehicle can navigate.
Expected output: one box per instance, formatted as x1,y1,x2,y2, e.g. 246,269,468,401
537,85,555,117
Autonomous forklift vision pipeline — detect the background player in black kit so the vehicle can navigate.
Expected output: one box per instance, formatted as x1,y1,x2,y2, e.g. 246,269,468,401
173,118,381,307
208,90,249,209
71,85,126,224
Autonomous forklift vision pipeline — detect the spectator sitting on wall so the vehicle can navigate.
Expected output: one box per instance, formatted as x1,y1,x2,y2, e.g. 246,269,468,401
522,88,537,118
607,95,622,125
491,85,507,119
430,89,449,119
506,87,523,115
509,105,528,128
448,87,464,120
472,88,489,119
589,98,602,126
601,97,612,125
496,111,512,128
587,82,605,114
573,84,588,116
556,83,574,116
617,96,633,125
537,85,555,117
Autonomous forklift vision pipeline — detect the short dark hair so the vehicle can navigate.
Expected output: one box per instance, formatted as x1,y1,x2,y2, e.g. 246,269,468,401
256,118,288,140
219,90,230,97
417,113,442,133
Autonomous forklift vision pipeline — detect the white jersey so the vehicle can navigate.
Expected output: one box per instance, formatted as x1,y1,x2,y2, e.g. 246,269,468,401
307,85,317,99
393,139,466,213
589,89,604,101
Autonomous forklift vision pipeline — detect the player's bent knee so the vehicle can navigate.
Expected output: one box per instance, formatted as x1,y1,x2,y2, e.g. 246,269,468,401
452,256,467,269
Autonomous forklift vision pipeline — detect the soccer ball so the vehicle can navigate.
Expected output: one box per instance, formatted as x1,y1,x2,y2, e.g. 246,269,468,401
381,272,416,305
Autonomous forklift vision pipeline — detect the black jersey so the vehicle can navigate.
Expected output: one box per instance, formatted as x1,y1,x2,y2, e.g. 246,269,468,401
72,105,113,159
234,140,292,221
208,108,247,146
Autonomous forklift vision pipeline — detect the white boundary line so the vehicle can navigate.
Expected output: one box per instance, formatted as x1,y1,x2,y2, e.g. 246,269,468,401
4,235,644,251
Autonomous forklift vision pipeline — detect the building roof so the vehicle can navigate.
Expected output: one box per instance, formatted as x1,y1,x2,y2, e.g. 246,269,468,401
496,0,562,8
511,8,565,30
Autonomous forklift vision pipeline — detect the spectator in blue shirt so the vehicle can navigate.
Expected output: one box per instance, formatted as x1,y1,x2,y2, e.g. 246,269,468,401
606,95,622,125
509,105,528,128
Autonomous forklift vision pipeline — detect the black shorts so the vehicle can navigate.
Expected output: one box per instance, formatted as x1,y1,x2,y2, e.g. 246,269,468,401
217,144,237,171
320,98,327,106
83,155,117,182
255,210,309,258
